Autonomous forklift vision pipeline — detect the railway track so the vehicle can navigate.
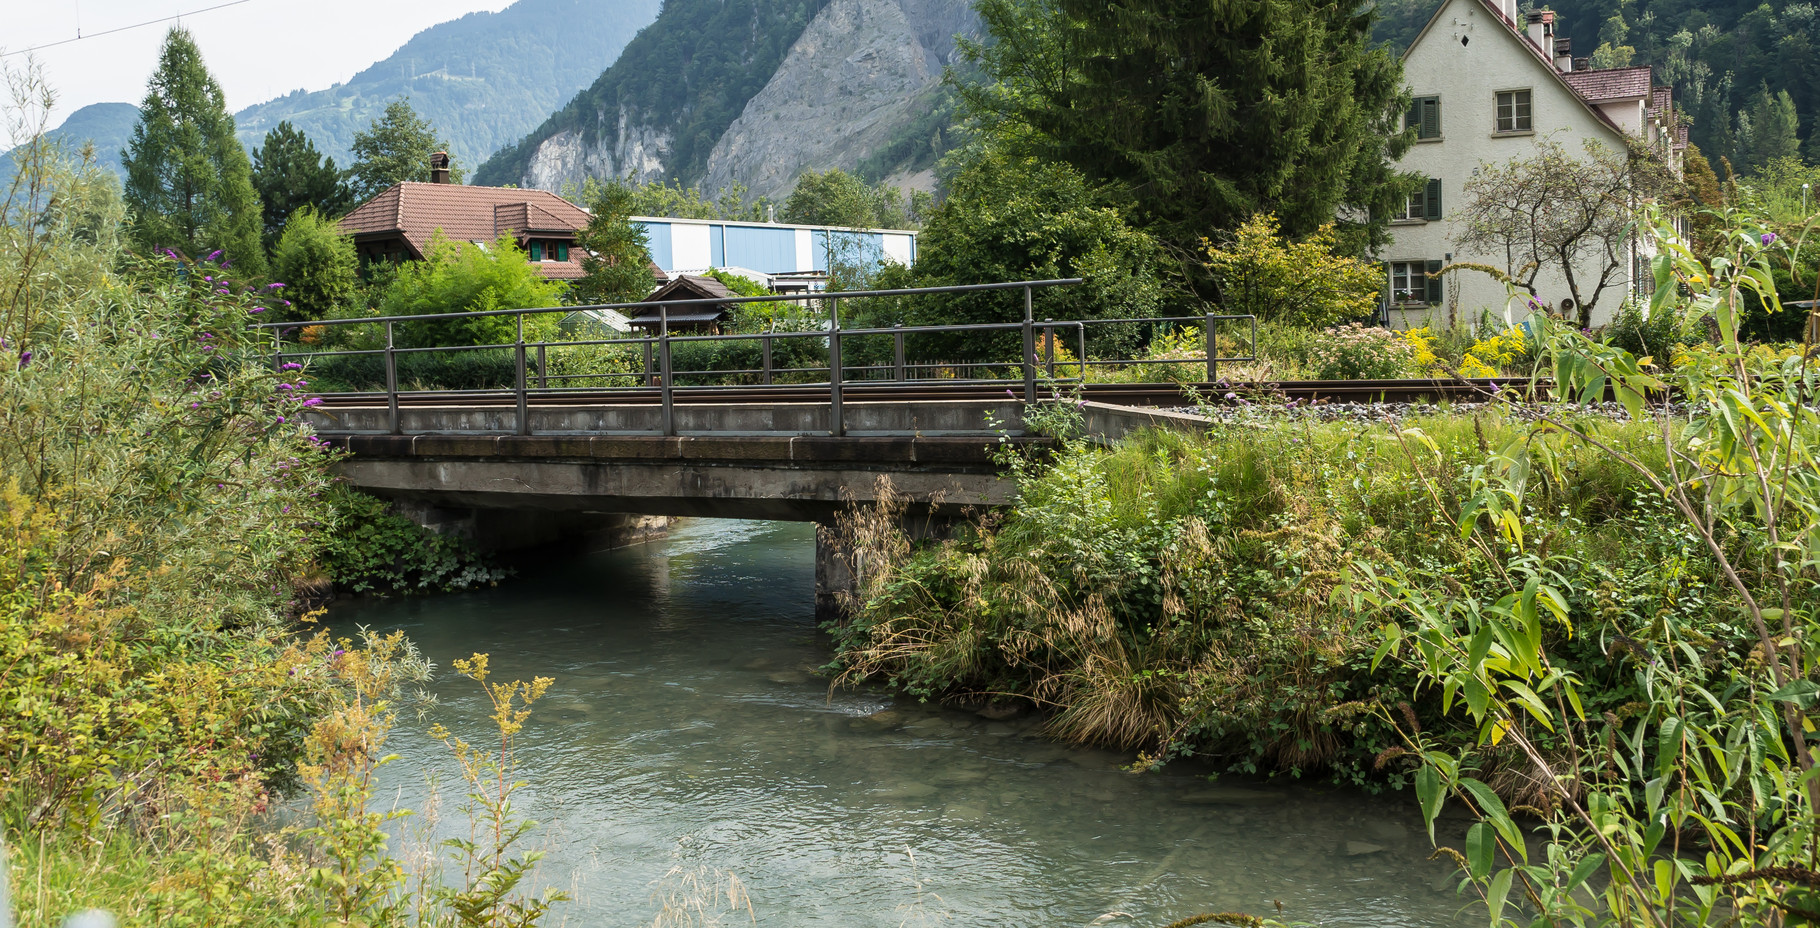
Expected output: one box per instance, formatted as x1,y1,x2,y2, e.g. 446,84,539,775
311,378,1536,410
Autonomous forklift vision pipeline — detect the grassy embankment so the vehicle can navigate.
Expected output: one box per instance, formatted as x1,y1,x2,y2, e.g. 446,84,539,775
829,407,1720,802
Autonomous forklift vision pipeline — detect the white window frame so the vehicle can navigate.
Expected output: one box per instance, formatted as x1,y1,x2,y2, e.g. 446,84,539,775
1495,89,1534,133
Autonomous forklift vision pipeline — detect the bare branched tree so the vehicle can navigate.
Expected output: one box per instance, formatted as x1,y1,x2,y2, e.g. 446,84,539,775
1454,136,1677,325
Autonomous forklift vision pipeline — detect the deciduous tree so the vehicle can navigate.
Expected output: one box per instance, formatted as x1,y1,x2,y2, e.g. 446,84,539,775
1202,213,1384,328
1454,137,1675,325
347,99,458,202
122,27,265,276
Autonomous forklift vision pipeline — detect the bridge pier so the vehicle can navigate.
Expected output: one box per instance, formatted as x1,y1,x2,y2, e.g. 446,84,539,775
814,511,960,625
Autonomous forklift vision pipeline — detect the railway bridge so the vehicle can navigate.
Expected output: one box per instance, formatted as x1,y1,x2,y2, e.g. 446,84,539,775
285,279,1495,614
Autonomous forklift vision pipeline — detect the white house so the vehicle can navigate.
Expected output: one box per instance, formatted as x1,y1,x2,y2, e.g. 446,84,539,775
633,216,917,280
1383,0,1685,327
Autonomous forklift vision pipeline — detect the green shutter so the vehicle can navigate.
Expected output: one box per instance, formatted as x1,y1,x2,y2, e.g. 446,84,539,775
530,241,544,261
1424,178,1443,221
1420,97,1440,139
1425,259,1444,305
1407,99,1422,134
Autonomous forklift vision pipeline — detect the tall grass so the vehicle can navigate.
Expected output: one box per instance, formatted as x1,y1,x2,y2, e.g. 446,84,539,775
830,412,1707,791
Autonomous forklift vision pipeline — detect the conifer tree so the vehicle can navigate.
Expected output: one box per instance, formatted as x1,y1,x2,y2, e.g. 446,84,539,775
347,99,459,201
252,122,351,253
122,27,265,276
271,208,358,323
956,0,1415,268
573,180,655,306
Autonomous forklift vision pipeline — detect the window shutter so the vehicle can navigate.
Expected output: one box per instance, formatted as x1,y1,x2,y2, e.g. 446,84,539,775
1382,261,1394,308
530,241,544,261
1407,98,1422,133
1421,98,1440,139
1425,259,1444,305
1424,178,1443,221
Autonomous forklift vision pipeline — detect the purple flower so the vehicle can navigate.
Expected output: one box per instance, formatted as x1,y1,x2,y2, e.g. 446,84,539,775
248,307,265,314
1762,232,1779,246
17,350,30,369
276,416,286,423
266,282,286,290
205,250,222,262
1005,389,1016,397
281,362,302,371
278,383,295,391
302,397,323,407
333,649,346,658
1224,392,1237,401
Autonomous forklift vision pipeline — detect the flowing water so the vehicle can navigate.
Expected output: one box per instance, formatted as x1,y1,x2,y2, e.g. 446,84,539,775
332,519,1470,927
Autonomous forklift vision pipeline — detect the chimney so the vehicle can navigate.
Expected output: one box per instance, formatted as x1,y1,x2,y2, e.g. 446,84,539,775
429,151,451,184
1526,10,1555,52
1501,0,1519,25
1554,36,1573,71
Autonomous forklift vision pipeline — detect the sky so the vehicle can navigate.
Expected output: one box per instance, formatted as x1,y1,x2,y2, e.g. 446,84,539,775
4,0,514,136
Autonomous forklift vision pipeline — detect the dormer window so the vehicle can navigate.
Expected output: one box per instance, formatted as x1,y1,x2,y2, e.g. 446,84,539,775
530,241,544,261
1495,90,1533,132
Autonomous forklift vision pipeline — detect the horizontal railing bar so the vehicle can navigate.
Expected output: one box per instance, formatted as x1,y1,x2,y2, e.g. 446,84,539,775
254,278,1086,329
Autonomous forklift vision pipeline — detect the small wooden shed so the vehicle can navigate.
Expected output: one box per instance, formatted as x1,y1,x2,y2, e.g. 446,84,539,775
627,275,738,334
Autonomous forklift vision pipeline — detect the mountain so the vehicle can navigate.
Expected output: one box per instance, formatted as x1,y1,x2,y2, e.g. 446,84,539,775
474,0,976,201
234,0,662,171
1,102,139,190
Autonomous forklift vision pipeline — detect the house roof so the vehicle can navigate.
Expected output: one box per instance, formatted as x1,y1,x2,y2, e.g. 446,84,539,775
338,182,592,279
1562,66,1653,102
1402,0,1628,139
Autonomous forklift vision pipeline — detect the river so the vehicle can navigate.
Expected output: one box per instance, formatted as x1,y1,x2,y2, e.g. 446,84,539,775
331,518,1469,927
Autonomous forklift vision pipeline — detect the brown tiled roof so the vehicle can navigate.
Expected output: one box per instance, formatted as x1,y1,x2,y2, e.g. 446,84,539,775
338,182,591,280
1651,86,1672,112
1562,66,1653,102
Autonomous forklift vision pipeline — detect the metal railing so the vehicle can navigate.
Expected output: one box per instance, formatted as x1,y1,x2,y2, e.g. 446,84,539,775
260,279,1258,437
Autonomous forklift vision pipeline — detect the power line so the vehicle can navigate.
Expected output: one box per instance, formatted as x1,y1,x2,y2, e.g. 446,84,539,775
2,0,259,58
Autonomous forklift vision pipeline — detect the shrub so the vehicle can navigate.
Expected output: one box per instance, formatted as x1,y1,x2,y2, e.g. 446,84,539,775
316,487,507,594
1306,322,1413,379
1202,213,1384,328
379,234,564,348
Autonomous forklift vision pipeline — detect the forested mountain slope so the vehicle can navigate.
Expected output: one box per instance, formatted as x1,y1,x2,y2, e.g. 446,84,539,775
474,0,975,201
1,102,138,191
234,0,660,170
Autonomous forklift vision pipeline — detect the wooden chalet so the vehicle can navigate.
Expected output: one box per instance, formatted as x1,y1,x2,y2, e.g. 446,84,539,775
337,153,592,281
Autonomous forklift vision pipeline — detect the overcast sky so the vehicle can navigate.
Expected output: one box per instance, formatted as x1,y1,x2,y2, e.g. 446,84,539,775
6,0,514,137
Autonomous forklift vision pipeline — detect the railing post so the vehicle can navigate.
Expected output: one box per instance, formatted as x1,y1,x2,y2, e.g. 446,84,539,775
643,339,654,387
271,327,283,373
1205,311,1217,384
1043,318,1055,378
1022,285,1036,401
384,321,400,436
1077,322,1087,383
659,304,675,436
536,343,547,390
828,297,843,437
515,314,529,436
762,333,773,385
893,323,905,383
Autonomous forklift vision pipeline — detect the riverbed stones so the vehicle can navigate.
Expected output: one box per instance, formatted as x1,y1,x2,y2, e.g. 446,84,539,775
1176,787,1288,805
941,802,987,822
766,670,813,685
1344,841,1386,857
876,781,937,800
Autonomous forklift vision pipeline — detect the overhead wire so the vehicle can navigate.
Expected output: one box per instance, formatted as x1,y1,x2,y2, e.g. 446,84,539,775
2,0,259,58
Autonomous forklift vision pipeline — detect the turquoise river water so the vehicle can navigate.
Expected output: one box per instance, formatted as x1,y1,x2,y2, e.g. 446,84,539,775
331,518,1471,927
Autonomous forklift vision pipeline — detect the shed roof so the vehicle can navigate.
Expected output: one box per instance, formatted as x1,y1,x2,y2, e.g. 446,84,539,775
626,274,739,327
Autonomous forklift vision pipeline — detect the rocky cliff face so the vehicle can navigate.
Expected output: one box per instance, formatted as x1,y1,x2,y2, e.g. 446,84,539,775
486,0,974,199
697,0,974,202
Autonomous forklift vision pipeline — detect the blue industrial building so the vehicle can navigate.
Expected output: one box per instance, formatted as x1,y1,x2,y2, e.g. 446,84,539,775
633,217,917,277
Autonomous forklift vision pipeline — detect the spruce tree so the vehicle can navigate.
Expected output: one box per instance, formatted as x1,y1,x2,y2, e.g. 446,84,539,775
347,99,459,201
956,0,1414,267
252,122,351,253
122,27,265,276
